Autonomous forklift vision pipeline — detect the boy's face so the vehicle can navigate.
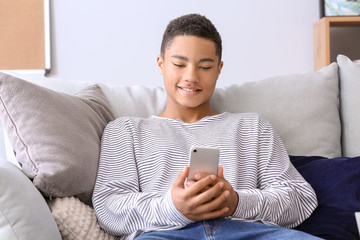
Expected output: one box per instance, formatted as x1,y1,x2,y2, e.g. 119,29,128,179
157,35,223,111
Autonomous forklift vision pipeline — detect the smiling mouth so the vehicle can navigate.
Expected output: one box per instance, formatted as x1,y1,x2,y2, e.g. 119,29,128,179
178,87,201,92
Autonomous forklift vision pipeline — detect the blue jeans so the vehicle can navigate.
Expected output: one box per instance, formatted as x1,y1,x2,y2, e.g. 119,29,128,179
135,218,323,240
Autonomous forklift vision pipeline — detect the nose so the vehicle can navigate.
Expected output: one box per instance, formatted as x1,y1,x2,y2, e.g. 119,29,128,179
183,66,199,83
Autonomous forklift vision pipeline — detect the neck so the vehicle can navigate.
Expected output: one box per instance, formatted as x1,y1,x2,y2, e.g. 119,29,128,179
159,105,218,123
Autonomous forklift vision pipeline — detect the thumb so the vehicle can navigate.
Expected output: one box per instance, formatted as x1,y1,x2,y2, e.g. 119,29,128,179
173,166,189,189
217,165,224,179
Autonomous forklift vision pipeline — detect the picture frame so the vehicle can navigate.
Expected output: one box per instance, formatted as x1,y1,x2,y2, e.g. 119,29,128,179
320,0,360,17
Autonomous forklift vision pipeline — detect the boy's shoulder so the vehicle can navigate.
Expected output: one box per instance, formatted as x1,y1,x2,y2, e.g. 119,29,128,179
222,112,272,128
106,115,163,129
223,111,263,121
108,116,148,126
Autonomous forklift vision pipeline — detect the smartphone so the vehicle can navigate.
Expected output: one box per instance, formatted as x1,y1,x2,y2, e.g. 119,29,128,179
187,146,220,180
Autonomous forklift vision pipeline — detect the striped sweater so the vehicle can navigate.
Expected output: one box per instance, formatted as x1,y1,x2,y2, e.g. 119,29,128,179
93,112,317,240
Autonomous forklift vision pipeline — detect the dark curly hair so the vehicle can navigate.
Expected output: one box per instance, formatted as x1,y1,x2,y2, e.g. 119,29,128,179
160,14,222,62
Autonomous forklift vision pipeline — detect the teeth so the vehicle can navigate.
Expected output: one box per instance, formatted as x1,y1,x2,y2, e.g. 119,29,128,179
181,87,198,92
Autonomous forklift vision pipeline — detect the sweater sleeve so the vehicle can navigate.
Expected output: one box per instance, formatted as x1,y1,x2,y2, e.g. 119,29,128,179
231,117,318,228
92,119,192,237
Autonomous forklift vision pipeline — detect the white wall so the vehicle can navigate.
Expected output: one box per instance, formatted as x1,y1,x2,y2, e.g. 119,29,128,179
48,0,320,87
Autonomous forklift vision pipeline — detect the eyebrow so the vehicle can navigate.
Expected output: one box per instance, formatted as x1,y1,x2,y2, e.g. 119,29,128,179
171,55,215,63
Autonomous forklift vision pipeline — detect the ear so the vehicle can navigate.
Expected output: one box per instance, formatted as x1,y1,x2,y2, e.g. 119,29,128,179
217,61,224,77
157,55,164,74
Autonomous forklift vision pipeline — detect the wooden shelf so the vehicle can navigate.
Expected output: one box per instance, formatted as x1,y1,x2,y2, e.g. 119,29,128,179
314,16,360,70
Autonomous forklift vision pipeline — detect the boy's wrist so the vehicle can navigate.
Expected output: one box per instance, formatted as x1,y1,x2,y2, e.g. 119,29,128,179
165,190,193,225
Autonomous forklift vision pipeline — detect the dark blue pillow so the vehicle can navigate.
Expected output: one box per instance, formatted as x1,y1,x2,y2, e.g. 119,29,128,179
290,156,360,240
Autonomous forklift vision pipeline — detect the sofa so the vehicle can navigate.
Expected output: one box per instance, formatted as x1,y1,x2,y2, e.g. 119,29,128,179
0,54,359,240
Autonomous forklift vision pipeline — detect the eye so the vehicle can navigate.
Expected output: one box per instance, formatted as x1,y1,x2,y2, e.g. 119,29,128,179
172,63,185,68
200,66,212,70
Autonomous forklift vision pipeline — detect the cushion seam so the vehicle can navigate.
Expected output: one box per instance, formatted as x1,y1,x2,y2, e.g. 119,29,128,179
0,94,38,172
0,208,20,240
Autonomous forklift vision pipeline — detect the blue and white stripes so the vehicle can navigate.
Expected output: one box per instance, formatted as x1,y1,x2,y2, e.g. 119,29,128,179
93,112,317,240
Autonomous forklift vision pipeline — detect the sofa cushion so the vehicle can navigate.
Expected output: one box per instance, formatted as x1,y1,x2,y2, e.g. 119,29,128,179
0,73,114,205
337,54,360,157
0,161,62,240
292,155,360,239
211,63,341,158
99,84,167,118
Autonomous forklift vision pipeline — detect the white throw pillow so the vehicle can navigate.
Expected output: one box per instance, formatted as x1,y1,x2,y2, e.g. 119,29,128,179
337,54,360,157
0,161,61,240
211,63,340,158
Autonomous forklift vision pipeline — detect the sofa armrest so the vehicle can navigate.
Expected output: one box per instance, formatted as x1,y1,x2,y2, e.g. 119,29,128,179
0,161,61,240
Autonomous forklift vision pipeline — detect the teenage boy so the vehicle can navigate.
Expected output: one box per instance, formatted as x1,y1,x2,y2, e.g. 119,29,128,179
93,14,320,240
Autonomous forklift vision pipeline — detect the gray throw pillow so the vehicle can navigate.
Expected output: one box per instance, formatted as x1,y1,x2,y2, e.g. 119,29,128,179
337,54,360,157
0,73,114,205
211,63,341,158
0,161,62,240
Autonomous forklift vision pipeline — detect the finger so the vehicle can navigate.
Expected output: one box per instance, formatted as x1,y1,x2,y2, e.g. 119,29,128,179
198,186,211,194
193,206,229,221
194,172,209,180
186,179,196,188
173,167,189,189
186,175,217,196
193,189,230,215
217,166,224,179
193,181,225,206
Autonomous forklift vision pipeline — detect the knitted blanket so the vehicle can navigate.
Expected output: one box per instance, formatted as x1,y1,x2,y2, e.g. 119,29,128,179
50,196,117,240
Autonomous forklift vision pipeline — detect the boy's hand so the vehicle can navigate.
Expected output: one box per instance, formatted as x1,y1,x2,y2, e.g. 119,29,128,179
171,166,230,221
185,166,239,217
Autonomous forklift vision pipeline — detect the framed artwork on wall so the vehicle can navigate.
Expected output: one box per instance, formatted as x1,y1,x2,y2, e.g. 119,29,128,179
0,0,51,74
320,0,360,17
